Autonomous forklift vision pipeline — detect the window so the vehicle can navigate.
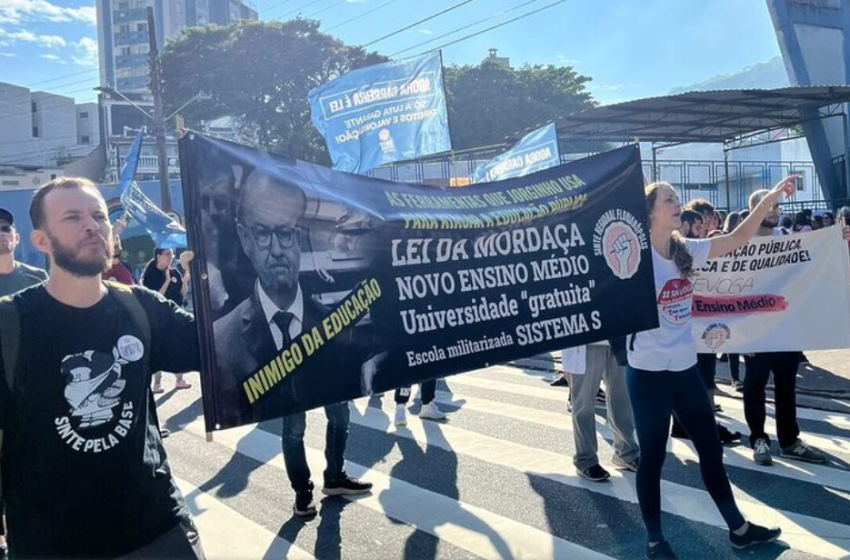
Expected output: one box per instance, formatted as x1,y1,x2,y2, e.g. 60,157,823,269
79,111,89,118
50,174,57,180
1,181,19,187
119,24,130,33
119,2,129,9
32,126,39,138
81,135,91,143
31,101,37,113
137,23,147,32
121,47,131,56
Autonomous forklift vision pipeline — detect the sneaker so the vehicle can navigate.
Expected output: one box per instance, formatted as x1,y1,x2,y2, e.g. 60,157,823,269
595,389,606,403
152,384,164,394
550,376,569,387
729,522,781,549
323,474,373,496
293,482,317,517
419,401,446,421
712,403,723,412
717,424,742,445
612,455,639,472
394,404,407,427
670,422,689,440
577,464,610,482
159,428,171,439
731,379,743,393
646,540,678,559
753,438,773,466
174,379,192,390
799,352,810,364
780,439,828,464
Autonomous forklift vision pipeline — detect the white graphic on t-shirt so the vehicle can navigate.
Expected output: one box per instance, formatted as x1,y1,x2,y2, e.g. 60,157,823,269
61,336,142,429
657,278,694,325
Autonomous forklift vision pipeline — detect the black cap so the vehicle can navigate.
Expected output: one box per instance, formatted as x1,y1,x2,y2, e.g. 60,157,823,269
0,208,13,225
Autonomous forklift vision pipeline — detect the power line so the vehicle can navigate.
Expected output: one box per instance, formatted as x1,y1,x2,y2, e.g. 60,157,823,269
362,0,480,47
277,0,329,19
325,0,400,32
305,0,350,19
390,0,544,57
418,0,570,54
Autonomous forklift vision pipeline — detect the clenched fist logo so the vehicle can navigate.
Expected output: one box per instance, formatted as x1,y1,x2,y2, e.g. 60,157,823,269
601,222,641,280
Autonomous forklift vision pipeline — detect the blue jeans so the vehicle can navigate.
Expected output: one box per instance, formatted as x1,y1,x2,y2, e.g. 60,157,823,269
627,365,745,542
281,402,350,491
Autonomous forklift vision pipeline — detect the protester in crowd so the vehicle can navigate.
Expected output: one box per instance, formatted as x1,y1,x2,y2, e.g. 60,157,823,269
678,210,703,239
0,208,47,297
0,207,47,559
813,215,824,230
394,381,446,426
142,248,193,394
840,206,850,227
721,211,743,392
214,169,373,518
792,211,813,232
685,198,719,234
822,212,836,227
102,238,134,286
628,180,795,558
670,216,741,445
743,191,830,467
0,177,204,559
779,215,793,234
567,338,639,482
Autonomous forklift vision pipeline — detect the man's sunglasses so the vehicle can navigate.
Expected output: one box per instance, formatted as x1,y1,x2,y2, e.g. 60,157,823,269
0,225,13,233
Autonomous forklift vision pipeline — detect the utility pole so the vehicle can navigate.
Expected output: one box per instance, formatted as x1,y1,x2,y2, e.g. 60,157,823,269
147,6,172,212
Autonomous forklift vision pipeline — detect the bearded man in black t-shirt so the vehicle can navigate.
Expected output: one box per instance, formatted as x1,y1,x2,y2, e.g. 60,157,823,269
0,177,205,559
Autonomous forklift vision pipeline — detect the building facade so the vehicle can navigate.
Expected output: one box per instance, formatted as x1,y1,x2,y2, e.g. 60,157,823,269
0,81,100,168
96,0,258,181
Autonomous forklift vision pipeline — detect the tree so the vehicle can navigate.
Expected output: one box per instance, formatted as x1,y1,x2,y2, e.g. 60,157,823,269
161,19,386,164
444,61,596,152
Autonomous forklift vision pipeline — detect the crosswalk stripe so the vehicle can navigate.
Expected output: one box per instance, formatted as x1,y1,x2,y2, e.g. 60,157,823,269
183,419,616,560
427,389,850,493
173,477,317,560
345,397,850,560
450,370,850,432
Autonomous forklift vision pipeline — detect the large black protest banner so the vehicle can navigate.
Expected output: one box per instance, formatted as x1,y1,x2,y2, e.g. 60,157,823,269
179,133,658,431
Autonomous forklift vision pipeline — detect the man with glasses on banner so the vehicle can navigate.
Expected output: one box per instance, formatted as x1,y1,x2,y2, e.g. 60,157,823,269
214,169,373,518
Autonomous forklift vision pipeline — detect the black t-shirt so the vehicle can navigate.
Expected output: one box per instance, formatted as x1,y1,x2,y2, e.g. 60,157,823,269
141,265,184,307
0,285,200,559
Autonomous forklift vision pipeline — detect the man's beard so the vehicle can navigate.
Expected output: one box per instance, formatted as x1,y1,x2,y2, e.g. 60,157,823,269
762,216,779,229
48,231,112,277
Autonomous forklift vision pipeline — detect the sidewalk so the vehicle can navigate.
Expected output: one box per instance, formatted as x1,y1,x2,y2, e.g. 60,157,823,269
513,348,850,413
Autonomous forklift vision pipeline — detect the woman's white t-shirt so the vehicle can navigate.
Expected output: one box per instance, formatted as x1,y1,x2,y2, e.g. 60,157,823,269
628,238,712,372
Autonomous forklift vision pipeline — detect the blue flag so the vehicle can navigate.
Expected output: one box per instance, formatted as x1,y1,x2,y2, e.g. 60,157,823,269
119,131,187,249
473,123,561,183
308,51,452,174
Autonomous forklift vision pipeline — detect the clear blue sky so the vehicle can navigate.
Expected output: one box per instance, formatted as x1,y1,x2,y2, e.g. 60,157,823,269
0,0,782,106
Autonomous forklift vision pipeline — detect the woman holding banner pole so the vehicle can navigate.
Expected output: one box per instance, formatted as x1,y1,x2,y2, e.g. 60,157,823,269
627,178,799,559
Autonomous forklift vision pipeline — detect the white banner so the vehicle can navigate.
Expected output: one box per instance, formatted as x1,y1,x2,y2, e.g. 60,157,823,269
692,228,850,353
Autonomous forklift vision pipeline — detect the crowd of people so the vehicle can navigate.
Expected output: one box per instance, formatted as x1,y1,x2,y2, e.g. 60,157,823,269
0,174,845,560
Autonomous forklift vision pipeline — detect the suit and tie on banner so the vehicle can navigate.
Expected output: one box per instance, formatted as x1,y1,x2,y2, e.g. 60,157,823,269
692,227,850,353
308,51,453,174
179,133,659,432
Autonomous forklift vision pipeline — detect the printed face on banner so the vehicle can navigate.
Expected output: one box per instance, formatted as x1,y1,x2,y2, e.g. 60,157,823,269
181,135,659,432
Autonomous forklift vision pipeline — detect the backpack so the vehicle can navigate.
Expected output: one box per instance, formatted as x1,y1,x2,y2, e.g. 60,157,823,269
0,281,151,394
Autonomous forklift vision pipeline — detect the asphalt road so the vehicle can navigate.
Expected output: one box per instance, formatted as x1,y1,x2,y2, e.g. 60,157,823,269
156,361,850,560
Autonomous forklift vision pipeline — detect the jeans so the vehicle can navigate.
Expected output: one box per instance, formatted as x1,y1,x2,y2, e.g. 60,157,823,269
395,380,436,405
570,345,639,470
627,366,745,542
696,353,717,390
281,402,350,491
743,352,801,448
119,517,205,560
